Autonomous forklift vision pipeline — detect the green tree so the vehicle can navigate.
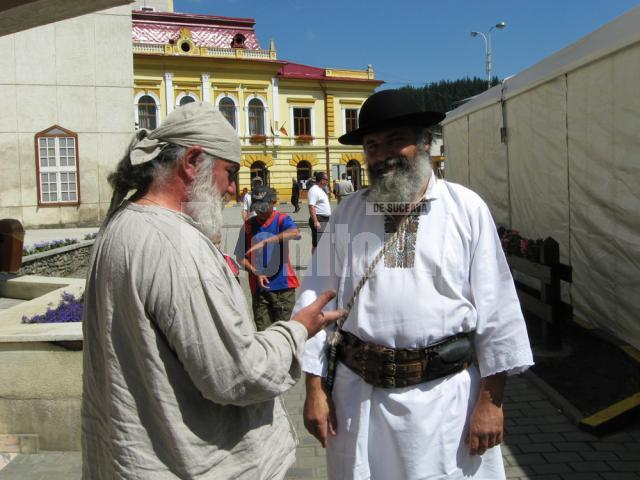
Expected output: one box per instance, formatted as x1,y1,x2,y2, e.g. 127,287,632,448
400,76,499,113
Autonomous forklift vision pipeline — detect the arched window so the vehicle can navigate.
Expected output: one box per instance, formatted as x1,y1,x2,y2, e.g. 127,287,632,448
219,97,236,129
250,161,268,186
137,95,157,130
296,161,312,187
248,98,265,136
179,95,196,106
346,159,363,190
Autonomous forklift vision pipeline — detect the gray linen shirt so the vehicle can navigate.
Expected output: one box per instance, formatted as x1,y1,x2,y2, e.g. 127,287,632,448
82,202,307,479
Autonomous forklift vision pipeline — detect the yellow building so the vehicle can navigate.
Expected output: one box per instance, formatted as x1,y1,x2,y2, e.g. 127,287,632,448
132,9,382,201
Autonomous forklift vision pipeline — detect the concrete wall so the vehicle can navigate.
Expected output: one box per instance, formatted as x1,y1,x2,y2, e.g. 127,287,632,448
0,342,82,451
0,6,134,228
0,276,84,451
19,242,93,277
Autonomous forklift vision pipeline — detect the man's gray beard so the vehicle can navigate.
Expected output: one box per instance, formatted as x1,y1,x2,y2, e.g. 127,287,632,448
185,161,225,239
367,150,433,205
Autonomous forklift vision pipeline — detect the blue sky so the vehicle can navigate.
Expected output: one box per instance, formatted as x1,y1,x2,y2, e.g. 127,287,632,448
174,0,640,88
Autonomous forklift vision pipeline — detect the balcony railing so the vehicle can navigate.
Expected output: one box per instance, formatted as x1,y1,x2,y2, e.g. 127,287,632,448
133,43,276,60
133,43,165,54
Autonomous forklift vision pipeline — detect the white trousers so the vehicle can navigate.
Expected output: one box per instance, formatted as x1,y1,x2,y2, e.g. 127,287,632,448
326,364,506,480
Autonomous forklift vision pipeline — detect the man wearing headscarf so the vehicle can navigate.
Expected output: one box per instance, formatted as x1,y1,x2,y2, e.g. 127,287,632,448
81,102,344,479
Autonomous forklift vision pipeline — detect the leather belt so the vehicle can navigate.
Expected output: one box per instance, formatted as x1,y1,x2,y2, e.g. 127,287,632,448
337,330,474,389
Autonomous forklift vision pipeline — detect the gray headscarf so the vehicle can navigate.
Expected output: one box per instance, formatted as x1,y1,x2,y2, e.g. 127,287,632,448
129,102,241,165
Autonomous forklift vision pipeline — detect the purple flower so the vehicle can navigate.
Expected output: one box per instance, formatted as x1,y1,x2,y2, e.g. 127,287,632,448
22,291,83,324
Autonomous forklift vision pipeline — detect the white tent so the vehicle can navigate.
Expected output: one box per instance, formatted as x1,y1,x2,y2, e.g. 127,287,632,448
442,6,640,349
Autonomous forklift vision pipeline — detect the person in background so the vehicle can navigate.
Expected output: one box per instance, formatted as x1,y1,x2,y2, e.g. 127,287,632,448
242,176,263,222
212,232,240,281
236,186,301,331
307,171,331,251
291,177,300,213
334,173,354,204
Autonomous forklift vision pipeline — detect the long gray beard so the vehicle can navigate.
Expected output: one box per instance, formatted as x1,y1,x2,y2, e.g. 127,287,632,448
185,162,225,239
367,150,433,205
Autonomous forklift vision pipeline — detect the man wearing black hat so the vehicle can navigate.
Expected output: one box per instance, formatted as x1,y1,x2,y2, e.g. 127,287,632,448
294,89,533,479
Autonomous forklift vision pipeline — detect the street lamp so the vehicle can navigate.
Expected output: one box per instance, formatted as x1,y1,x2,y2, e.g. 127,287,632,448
470,21,506,89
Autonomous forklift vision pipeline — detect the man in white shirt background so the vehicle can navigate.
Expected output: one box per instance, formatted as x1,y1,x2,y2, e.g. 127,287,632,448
307,170,332,251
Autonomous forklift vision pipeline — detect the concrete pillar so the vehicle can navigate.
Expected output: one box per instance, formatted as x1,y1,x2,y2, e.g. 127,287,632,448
164,72,174,114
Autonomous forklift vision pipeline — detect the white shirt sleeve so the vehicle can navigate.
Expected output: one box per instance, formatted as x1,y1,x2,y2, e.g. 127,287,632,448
243,194,251,212
469,202,534,377
307,186,319,207
292,213,342,376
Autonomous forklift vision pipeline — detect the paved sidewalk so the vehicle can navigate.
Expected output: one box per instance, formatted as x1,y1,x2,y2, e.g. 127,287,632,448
2,375,638,479
4,212,640,478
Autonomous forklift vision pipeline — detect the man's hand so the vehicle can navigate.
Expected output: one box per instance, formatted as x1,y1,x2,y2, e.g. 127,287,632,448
291,290,346,338
466,372,506,455
245,240,266,258
256,275,269,289
303,374,337,448
314,221,321,230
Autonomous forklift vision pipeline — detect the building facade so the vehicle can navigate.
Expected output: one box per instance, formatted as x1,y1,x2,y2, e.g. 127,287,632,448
0,3,381,228
132,10,382,201
0,6,134,227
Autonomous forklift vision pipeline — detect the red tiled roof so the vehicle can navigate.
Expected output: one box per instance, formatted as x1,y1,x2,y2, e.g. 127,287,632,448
278,62,325,78
132,10,261,49
132,11,383,84
277,62,383,84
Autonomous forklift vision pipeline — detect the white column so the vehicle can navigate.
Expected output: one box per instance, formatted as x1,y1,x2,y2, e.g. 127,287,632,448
272,77,280,145
201,73,210,102
164,72,174,114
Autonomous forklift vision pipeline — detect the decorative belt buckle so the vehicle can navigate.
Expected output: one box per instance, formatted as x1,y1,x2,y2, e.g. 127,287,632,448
382,362,396,376
382,377,396,388
380,347,395,362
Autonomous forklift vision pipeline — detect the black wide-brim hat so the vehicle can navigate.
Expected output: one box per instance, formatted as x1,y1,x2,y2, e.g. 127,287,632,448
338,89,446,145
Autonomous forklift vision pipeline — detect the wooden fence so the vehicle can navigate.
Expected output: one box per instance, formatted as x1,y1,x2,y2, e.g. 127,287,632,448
506,237,572,351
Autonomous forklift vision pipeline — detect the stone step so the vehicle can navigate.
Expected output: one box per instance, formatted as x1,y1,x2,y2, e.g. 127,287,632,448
0,434,39,453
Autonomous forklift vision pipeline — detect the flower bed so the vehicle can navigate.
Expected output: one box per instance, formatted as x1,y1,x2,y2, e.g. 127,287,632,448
22,232,97,257
23,239,77,256
0,276,84,451
497,226,544,262
22,292,83,324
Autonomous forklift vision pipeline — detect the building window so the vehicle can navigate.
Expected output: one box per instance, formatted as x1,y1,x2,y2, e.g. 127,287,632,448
345,108,358,133
35,126,80,206
346,159,364,190
293,108,311,136
219,97,237,129
248,98,265,136
296,161,312,187
250,161,269,186
179,95,196,106
137,95,157,130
